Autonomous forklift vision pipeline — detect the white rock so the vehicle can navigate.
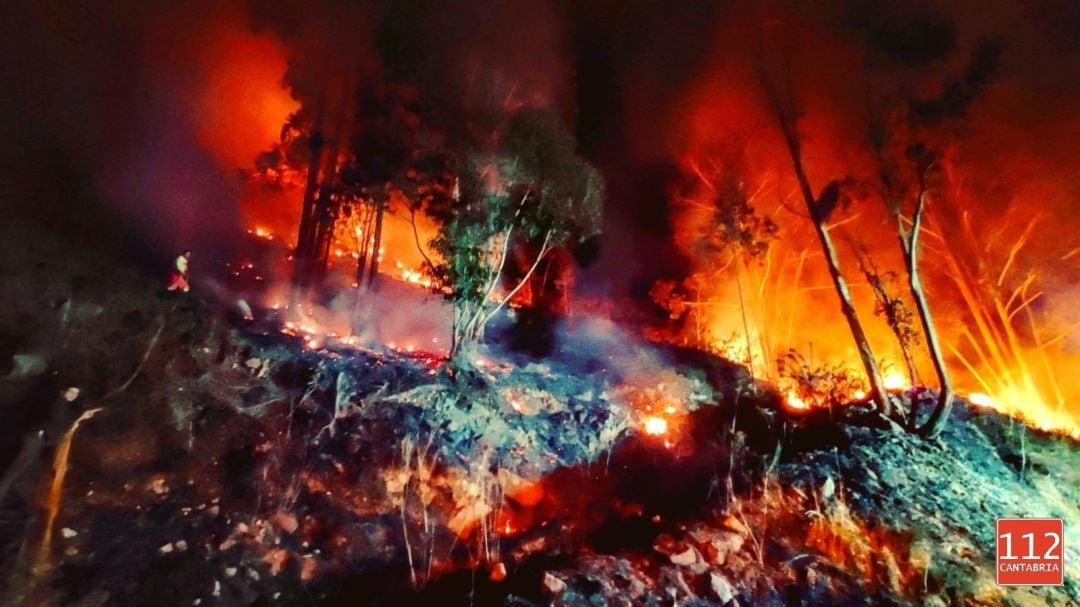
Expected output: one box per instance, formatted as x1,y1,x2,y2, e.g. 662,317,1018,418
10,354,46,378
670,546,698,567
821,476,835,500
710,572,737,605
542,572,567,595
60,528,78,539
225,567,237,578
159,543,174,554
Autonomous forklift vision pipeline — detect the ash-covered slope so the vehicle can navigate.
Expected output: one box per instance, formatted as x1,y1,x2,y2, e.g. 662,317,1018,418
0,222,1077,607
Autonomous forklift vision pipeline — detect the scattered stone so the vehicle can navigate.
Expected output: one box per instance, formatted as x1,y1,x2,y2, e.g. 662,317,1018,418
923,595,948,607
669,546,708,574
652,533,681,556
60,527,78,539
264,548,289,575
273,510,299,534
300,556,317,582
542,572,567,595
515,535,547,558
669,546,698,567
159,543,174,554
498,470,544,506
9,354,46,378
689,528,745,566
489,561,507,582
225,567,237,578
175,540,188,552
148,476,168,495
821,476,835,500
722,515,749,536
212,580,221,597
710,572,737,605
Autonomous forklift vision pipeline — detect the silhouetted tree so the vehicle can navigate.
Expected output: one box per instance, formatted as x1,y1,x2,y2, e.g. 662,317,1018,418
759,69,892,415
429,109,603,359
868,39,1006,437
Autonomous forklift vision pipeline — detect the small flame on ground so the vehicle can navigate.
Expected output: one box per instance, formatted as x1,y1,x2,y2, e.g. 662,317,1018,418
247,226,274,241
785,392,810,411
883,372,907,391
643,416,668,436
396,261,435,289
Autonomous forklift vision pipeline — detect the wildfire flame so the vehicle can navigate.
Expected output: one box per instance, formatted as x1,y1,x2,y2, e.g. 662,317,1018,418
643,416,668,436
785,392,810,411
882,372,907,392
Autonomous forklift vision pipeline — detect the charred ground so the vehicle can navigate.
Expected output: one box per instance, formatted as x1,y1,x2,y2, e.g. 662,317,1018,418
0,222,1077,607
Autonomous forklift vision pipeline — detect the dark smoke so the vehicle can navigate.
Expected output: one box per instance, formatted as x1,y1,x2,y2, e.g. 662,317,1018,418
0,0,1077,304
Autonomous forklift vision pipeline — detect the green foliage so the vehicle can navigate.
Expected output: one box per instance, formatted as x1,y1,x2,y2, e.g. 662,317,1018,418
427,166,521,305
778,348,865,409
698,169,777,262
497,108,604,243
427,108,604,354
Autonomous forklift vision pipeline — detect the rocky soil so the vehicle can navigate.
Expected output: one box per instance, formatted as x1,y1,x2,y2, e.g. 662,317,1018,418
0,221,1077,607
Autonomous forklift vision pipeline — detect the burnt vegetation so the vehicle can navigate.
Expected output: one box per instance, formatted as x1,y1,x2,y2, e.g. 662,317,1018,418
0,1,1078,606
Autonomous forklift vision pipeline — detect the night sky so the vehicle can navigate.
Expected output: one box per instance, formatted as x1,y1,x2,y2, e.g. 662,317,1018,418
1,0,1078,298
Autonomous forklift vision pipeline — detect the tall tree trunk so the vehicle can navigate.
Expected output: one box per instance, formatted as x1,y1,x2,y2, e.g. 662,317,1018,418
853,245,919,386
367,197,385,288
733,253,755,380
776,117,891,415
294,131,325,288
904,182,954,437
311,169,338,279
356,204,374,286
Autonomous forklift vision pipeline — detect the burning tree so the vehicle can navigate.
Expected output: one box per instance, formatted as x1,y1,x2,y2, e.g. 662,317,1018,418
428,108,603,359
338,83,453,291
867,39,1006,436
254,98,356,292
759,70,892,416
654,154,777,376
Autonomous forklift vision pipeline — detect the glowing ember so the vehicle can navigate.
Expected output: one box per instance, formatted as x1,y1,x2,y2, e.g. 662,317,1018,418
883,372,907,391
643,416,668,435
396,261,435,289
247,226,274,241
785,392,810,411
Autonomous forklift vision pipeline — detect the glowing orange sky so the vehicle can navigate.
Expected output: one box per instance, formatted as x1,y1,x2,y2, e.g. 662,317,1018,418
192,18,298,172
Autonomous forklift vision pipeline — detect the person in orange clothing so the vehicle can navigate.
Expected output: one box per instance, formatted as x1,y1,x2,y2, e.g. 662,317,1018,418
165,250,191,292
